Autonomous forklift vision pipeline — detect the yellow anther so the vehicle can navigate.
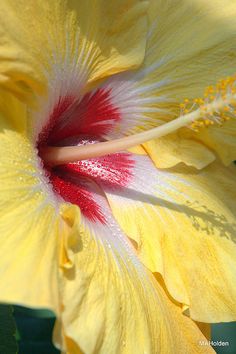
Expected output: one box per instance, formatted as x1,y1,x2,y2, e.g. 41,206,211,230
204,120,212,126
207,86,214,93
178,75,236,134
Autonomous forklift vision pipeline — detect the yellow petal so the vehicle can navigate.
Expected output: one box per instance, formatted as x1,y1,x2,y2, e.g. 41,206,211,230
0,88,26,133
196,322,211,341
144,134,215,169
104,152,236,323
0,0,148,103
189,119,236,166
0,128,61,311
57,204,214,354
143,0,236,167
102,0,236,168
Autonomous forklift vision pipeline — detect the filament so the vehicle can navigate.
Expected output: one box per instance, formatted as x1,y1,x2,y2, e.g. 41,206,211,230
41,76,236,166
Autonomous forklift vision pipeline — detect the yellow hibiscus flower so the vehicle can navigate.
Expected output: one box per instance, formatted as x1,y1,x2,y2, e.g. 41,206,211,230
0,0,235,353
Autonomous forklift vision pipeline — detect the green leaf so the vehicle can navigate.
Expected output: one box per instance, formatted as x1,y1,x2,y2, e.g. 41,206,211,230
0,305,18,354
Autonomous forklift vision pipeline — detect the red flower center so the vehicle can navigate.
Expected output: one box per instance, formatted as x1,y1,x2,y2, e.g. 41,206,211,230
38,88,135,223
